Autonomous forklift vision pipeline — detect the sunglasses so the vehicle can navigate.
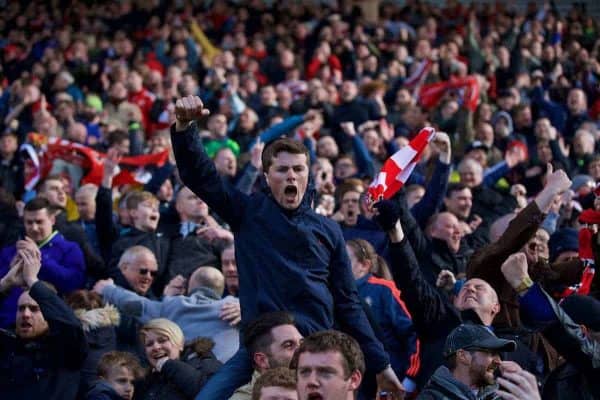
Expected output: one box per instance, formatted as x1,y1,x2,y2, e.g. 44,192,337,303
138,268,158,277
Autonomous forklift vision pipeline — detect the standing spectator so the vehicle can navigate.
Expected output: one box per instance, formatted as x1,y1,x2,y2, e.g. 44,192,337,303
0,244,88,399
0,197,85,327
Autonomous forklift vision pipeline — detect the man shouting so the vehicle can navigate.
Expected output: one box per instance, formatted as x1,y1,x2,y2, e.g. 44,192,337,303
171,96,403,399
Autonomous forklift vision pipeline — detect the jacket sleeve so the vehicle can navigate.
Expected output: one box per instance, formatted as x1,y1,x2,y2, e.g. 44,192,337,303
161,359,216,398
249,114,305,149
483,161,510,187
171,123,248,231
520,283,600,370
352,134,375,178
398,192,431,266
388,239,461,340
29,281,87,368
39,243,86,293
235,163,260,195
411,159,451,228
329,226,390,373
95,186,118,263
385,284,421,379
102,284,162,322
467,200,545,285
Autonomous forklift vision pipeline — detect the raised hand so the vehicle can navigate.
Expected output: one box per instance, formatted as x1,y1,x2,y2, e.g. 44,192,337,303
163,275,187,297
432,131,451,164
250,137,264,170
174,96,210,130
340,121,357,137
500,253,529,290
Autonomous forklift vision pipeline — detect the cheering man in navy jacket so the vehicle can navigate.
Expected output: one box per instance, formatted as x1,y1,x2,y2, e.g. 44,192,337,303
171,95,403,400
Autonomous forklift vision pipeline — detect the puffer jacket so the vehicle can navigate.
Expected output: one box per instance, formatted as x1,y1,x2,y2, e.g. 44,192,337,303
75,304,120,396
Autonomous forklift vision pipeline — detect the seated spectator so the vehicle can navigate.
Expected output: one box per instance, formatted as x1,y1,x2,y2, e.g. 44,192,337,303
290,330,365,400
86,351,144,400
66,289,121,397
0,247,87,399
230,311,302,400
251,367,297,400
95,266,240,362
0,197,85,327
136,318,222,400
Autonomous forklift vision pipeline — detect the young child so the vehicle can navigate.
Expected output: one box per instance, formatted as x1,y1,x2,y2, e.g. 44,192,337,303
86,351,144,400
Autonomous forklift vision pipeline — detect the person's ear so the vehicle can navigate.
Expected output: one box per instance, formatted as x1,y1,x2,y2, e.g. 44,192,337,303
253,351,270,371
456,349,471,366
348,370,362,391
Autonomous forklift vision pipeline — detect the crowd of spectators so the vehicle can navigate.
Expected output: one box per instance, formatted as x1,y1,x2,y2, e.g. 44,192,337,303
1,0,599,399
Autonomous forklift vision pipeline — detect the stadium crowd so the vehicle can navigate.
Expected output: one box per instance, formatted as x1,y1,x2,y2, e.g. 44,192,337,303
0,0,599,399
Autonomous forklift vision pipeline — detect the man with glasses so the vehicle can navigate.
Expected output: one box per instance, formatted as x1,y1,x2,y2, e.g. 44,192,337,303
114,245,159,296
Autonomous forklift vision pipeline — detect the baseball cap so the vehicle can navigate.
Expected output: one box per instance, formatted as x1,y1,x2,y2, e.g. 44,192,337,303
443,324,516,357
465,140,489,154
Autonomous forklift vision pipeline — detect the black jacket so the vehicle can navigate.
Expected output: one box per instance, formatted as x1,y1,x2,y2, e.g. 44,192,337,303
108,227,170,295
166,230,224,280
136,338,222,400
0,281,88,400
418,366,499,400
86,381,125,400
55,212,107,282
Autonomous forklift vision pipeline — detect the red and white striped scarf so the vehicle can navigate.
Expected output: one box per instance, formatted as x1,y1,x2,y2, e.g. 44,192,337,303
368,127,436,202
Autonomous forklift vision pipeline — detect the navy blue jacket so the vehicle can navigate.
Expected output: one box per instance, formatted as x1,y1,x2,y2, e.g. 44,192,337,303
356,273,420,380
171,122,389,372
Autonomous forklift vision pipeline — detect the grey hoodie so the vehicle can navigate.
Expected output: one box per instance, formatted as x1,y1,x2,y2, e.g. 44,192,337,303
102,285,239,363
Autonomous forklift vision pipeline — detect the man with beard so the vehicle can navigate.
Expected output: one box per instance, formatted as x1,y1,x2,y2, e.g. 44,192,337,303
230,312,303,400
0,233,87,400
418,324,542,400
171,96,403,400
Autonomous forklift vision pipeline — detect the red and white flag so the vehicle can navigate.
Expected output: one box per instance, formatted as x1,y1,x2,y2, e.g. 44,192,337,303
368,127,436,202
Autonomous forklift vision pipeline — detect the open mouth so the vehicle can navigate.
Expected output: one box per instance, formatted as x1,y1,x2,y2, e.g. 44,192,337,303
152,352,167,360
307,393,323,400
284,185,298,196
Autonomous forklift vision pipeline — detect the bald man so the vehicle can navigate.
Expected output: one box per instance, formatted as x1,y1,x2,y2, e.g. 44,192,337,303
94,266,240,363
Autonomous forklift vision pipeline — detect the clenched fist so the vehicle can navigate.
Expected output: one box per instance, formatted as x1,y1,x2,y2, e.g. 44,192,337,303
174,96,210,131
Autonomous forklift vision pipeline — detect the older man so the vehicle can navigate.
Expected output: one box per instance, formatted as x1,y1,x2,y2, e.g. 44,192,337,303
171,96,401,400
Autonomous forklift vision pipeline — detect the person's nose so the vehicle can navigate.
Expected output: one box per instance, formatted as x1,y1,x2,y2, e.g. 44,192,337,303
21,308,32,318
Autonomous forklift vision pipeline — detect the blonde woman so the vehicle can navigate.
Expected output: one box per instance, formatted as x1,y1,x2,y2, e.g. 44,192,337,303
137,318,221,400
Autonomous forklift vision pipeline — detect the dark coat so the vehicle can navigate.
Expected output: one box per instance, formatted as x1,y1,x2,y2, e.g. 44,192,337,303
171,122,390,372
108,227,171,295
418,366,500,400
166,230,223,280
467,201,583,372
75,304,120,396
0,281,88,400
470,184,516,225
55,212,107,282
136,338,222,400
0,232,86,328
86,381,125,400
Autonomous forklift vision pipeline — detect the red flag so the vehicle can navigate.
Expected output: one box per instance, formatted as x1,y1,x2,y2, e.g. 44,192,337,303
27,133,169,187
368,127,436,202
418,76,480,112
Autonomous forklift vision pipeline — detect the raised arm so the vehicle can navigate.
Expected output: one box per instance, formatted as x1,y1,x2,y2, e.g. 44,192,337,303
171,96,248,230
96,281,162,323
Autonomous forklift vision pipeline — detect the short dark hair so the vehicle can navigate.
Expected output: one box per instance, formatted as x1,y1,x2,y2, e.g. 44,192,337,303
261,138,309,173
36,174,63,192
289,330,365,378
97,351,145,380
243,311,296,359
251,367,297,400
107,129,129,146
65,290,104,311
24,197,52,213
445,183,469,198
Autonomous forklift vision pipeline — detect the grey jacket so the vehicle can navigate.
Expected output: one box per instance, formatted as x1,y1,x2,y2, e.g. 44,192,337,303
417,366,500,400
102,285,239,362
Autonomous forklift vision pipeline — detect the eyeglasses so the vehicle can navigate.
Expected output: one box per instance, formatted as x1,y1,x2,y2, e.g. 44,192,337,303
138,268,158,277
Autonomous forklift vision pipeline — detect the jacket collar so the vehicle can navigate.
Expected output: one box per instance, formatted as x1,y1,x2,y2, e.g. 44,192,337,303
189,286,221,300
